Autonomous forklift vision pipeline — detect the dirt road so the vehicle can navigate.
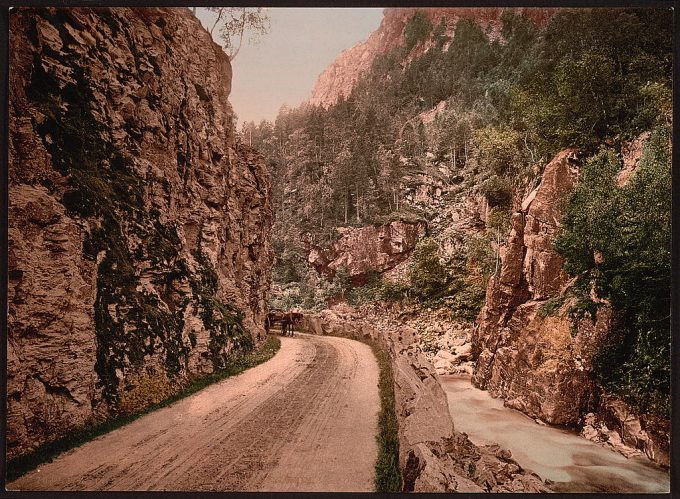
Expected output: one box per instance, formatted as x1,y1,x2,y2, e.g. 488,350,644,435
9,334,380,492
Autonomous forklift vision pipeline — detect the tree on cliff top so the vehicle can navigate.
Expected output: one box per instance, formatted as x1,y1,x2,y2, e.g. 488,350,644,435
404,11,433,50
205,7,270,60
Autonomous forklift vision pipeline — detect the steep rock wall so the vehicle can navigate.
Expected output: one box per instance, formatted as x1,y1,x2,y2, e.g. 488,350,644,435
309,8,557,108
471,145,669,466
8,7,273,459
471,149,592,424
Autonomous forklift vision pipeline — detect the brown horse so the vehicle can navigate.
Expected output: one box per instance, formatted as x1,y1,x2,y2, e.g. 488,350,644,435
265,310,303,337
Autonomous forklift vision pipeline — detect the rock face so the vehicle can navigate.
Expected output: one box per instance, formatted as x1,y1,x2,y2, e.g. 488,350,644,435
301,303,549,493
471,149,588,424
309,8,557,108
580,395,670,467
8,7,273,459
307,220,425,283
470,146,670,466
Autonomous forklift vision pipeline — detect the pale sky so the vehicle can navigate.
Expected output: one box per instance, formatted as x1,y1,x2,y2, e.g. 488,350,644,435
196,8,383,125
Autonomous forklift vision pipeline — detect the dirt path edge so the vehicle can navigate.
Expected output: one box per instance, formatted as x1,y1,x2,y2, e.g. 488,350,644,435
301,306,551,493
6,335,281,483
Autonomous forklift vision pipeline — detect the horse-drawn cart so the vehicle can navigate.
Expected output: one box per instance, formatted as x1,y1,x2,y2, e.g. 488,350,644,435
265,309,304,336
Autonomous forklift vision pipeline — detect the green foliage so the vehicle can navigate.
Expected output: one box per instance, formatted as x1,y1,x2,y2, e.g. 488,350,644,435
272,252,302,284
568,302,599,338
371,343,402,492
408,238,450,301
445,276,487,321
377,280,412,302
432,19,448,48
254,8,670,256
346,270,383,305
404,11,433,50
466,233,496,278
190,248,251,370
333,266,353,297
512,9,672,156
480,176,513,209
268,282,307,310
556,126,671,417
538,295,566,319
474,125,524,176
255,9,670,299
487,206,511,233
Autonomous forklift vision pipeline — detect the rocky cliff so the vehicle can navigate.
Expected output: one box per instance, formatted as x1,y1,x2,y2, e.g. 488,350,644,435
306,220,425,283
471,149,590,423
471,144,669,466
309,8,556,108
8,7,273,459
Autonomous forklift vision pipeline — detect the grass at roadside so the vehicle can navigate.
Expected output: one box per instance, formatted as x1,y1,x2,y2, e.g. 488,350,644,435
319,328,402,492
6,335,281,483
369,341,402,492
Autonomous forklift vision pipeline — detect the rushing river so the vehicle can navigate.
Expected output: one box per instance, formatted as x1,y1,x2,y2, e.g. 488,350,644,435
440,375,669,493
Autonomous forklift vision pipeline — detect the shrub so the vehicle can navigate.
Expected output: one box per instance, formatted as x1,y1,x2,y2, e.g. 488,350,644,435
538,295,565,318
466,233,496,278
445,276,487,321
474,125,523,176
118,371,176,415
378,280,411,302
480,175,513,209
347,270,383,305
333,266,353,297
555,127,671,417
408,238,450,301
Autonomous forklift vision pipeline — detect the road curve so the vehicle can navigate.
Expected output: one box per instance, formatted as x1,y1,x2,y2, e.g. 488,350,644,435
9,334,380,492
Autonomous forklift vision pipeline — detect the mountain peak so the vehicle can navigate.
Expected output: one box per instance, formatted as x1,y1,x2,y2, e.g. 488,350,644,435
309,7,557,108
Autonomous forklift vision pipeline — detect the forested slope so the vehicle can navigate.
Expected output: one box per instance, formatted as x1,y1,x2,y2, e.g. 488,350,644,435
244,7,671,464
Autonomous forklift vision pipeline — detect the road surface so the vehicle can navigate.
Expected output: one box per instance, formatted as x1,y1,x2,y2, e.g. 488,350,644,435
9,334,380,492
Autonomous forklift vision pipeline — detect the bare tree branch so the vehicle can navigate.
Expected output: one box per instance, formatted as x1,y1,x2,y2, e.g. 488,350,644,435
204,7,270,61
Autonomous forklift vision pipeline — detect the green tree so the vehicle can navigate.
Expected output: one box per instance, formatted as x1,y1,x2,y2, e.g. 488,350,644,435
331,266,353,299
404,11,433,50
480,175,513,210
409,238,449,301
474,125,525,176
555,127,671,417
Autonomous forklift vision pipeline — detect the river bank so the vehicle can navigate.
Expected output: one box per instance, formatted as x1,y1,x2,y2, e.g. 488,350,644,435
440,375,669,493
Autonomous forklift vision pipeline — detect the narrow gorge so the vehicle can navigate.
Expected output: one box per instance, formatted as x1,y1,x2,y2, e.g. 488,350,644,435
6,5,672,494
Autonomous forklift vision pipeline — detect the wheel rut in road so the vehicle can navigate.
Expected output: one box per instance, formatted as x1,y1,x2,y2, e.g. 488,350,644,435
8,334,380,492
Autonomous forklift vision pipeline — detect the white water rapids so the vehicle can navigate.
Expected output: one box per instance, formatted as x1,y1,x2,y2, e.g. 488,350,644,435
440,375,669,493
